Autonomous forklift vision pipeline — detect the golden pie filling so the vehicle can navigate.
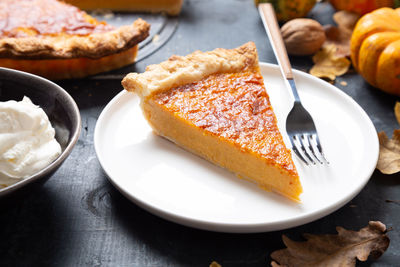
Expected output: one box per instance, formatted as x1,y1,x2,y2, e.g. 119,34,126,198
0,0,149,79
0,0,114,38
152,69,298,177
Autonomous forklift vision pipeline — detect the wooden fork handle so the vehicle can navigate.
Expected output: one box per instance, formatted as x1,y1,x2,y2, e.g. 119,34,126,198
258,3,293,80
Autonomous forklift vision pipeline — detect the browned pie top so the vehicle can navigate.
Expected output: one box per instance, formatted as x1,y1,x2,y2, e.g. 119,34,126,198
0,0,114,38
0,0,150,60
153,69,298,176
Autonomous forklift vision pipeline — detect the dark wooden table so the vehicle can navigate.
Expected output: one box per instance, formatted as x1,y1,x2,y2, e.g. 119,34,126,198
1,1,399,266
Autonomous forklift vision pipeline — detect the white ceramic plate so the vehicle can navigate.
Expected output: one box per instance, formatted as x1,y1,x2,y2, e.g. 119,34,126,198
94,63,379,233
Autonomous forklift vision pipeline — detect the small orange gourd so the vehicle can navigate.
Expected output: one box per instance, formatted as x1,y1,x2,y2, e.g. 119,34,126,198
330,0,397,15
350,7,400,95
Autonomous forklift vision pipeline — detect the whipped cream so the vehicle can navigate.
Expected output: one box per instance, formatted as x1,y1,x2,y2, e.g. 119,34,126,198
0,97,61,187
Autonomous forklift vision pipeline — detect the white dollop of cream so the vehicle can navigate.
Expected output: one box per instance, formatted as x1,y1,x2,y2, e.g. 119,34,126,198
0,97,62,187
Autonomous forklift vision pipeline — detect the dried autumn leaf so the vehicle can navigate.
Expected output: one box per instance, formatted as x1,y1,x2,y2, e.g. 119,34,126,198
324,24,351,58
271,221,390,267
209,261,222,267
394,102,400,125
377,130,400,174
323,11,360,58
309,11,359,80
377,102,400,174
333,10,360,30
309,45,351,80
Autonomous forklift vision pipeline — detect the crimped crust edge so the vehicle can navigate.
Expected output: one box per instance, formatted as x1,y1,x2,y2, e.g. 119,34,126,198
122,42,259,98
0,19,150,59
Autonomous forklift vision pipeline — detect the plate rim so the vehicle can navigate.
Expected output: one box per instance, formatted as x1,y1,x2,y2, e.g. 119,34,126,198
94,62,379,233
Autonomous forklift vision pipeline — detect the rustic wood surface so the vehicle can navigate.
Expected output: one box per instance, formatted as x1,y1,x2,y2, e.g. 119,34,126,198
1,1,399,266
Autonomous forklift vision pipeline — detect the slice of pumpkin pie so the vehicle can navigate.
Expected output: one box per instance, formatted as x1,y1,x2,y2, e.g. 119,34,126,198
122,42,302,201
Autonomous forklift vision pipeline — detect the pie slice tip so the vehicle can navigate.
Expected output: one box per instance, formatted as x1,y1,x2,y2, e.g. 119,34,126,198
122,42,303,202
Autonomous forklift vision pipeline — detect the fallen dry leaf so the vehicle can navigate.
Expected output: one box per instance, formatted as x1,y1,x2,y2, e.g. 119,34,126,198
394,102,400,125
209,261,222,267
270,221,390,267
324,11,360,58
309,11,359,80
333,10,360,31
324,24,351,58
377,102,400,174
377,130,400,174
309,45,351,80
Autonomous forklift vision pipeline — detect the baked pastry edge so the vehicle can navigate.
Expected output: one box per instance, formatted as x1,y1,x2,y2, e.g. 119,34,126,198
0,19,150,60
122,42,258,98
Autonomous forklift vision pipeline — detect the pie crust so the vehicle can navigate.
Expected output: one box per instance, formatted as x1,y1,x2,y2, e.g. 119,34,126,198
0,19,150,60
122,42,258,97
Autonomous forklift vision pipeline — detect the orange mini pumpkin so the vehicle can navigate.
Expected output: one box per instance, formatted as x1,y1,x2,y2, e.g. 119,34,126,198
350,7,400,95
330,0,397,15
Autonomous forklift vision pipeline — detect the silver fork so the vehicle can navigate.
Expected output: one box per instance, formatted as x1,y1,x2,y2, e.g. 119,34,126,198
258,3,328,165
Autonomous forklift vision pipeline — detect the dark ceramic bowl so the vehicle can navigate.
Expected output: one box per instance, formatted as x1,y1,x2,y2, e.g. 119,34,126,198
0,68,81,197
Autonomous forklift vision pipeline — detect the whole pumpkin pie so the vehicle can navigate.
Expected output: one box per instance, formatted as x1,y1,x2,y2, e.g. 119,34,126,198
122,42,302,201
0,0,150,79
65,0,183,16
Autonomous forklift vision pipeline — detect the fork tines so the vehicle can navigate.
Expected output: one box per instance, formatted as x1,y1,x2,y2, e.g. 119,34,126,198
289,133,328,165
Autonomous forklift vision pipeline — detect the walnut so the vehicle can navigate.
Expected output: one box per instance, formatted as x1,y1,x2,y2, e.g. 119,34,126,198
281,18,326,56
